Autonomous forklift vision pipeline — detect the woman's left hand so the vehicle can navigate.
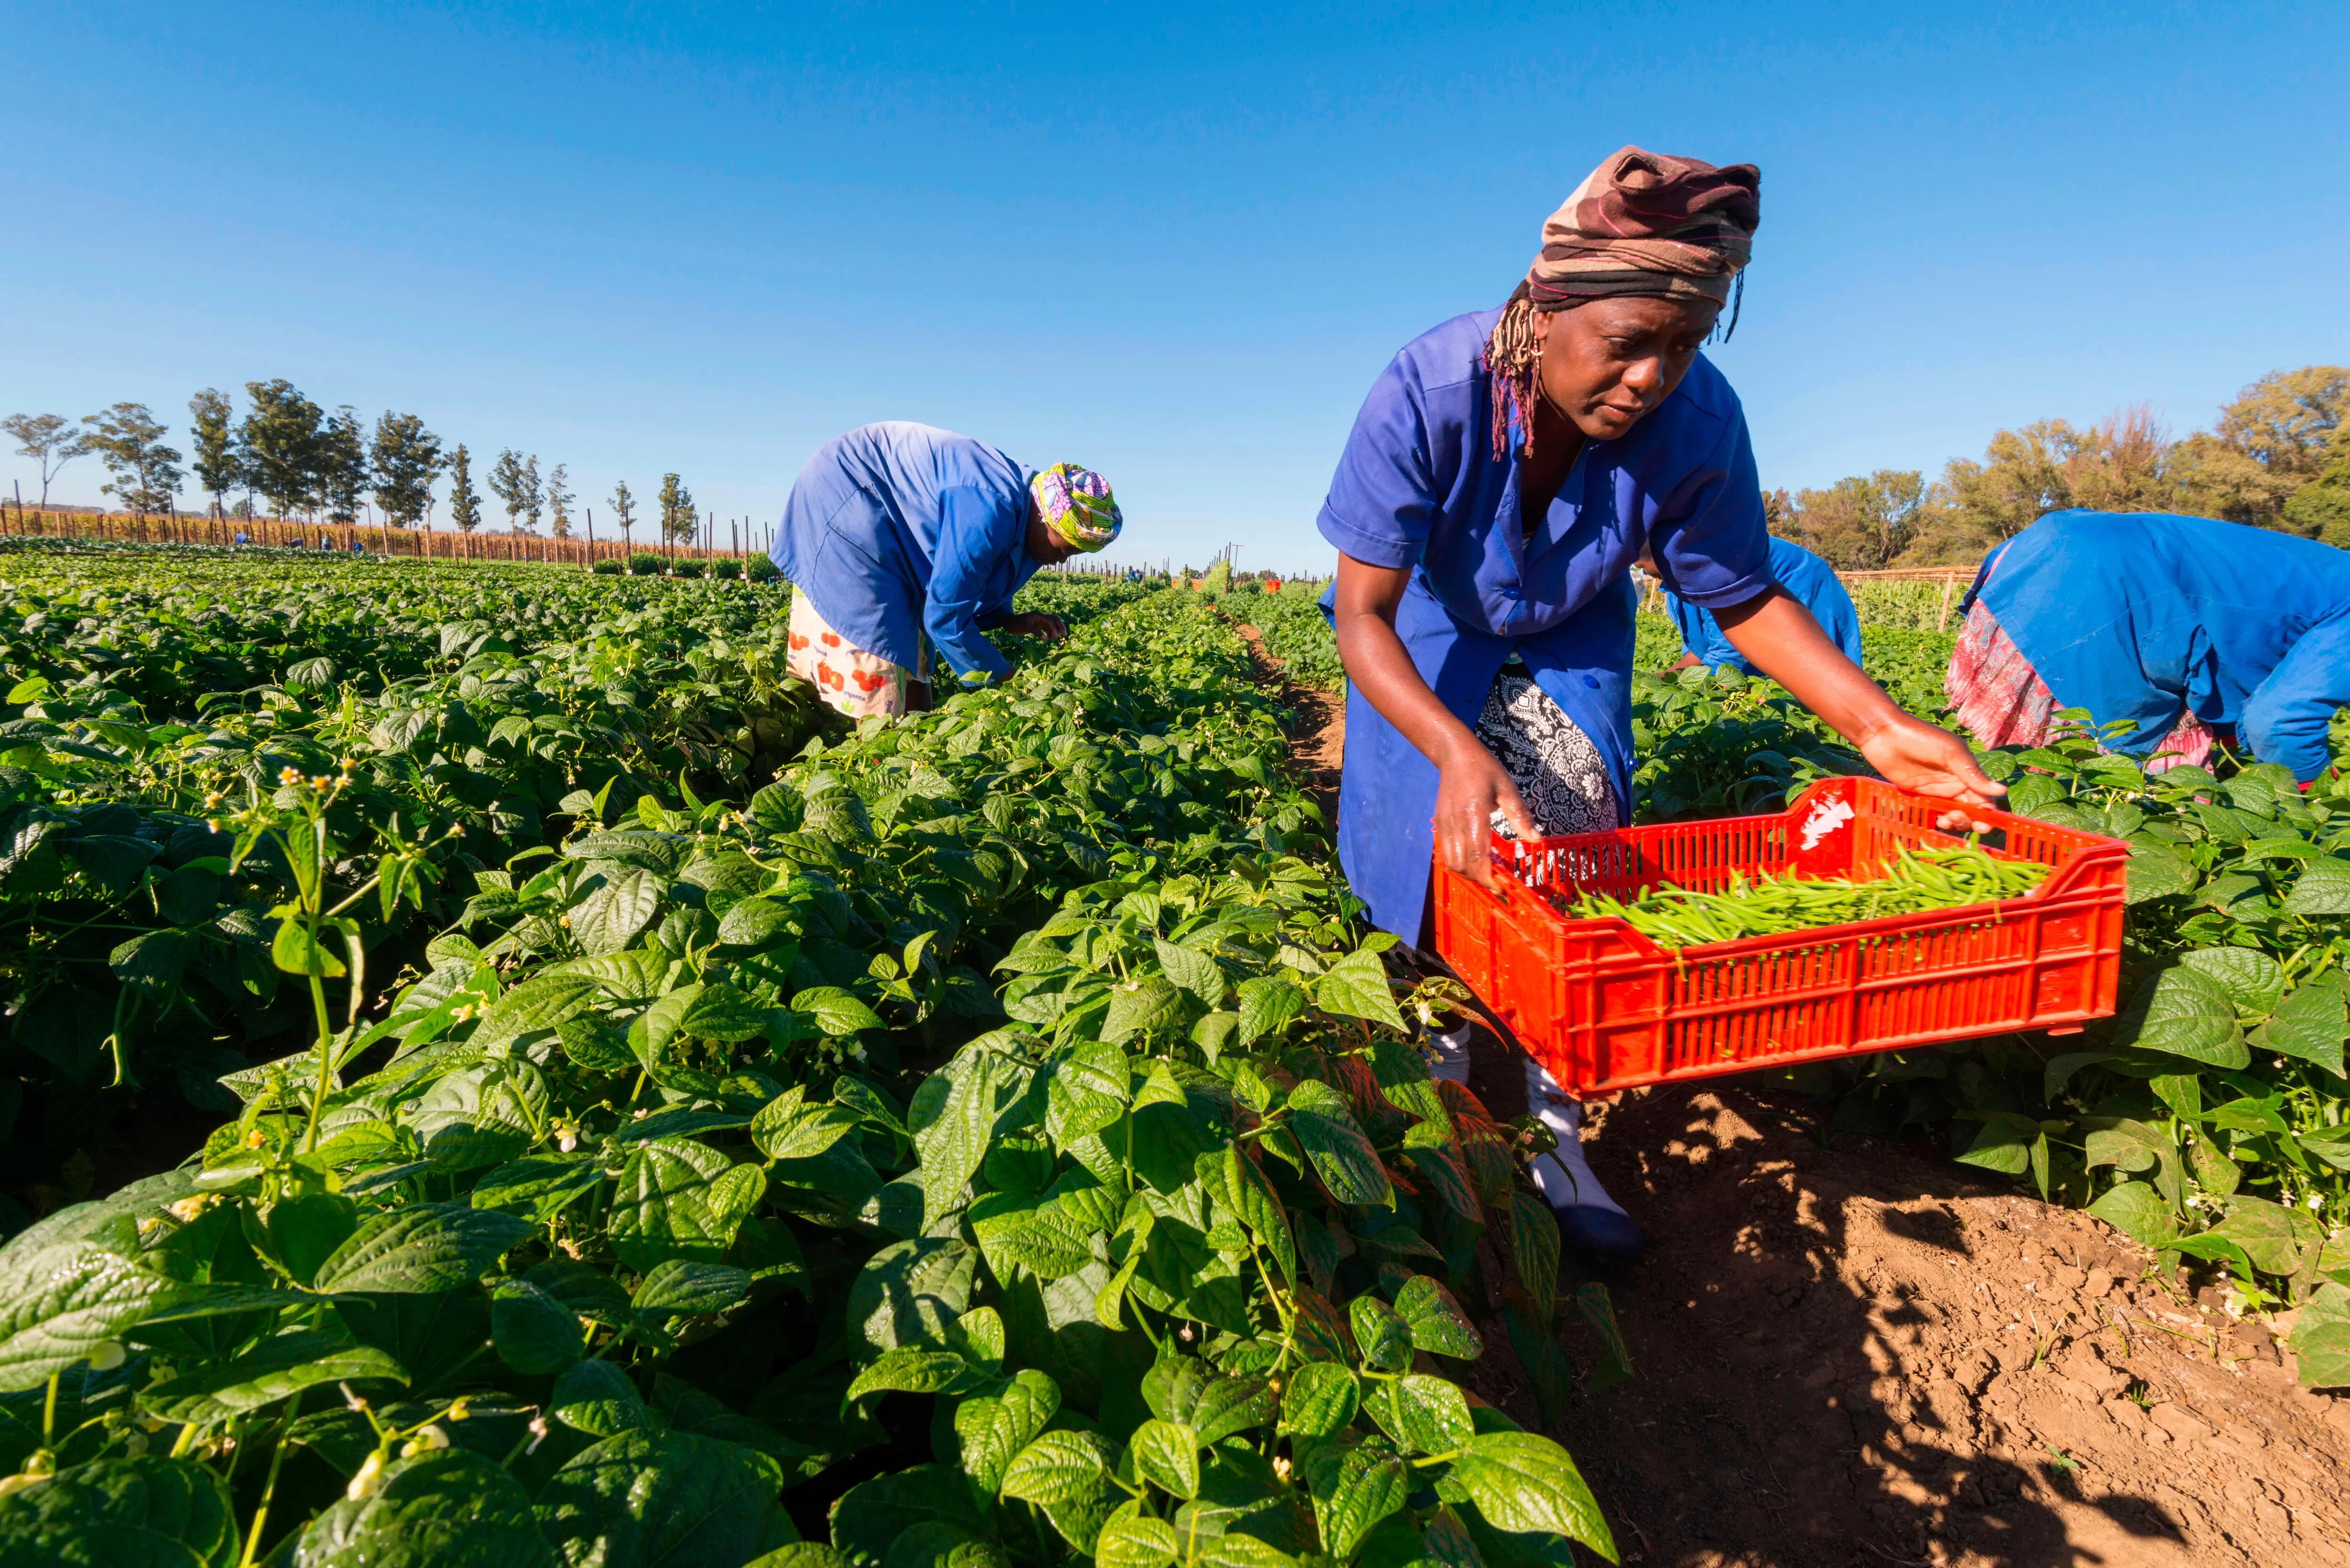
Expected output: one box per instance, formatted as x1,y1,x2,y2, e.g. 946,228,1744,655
1858,713,2006,825
1006,612,1069,642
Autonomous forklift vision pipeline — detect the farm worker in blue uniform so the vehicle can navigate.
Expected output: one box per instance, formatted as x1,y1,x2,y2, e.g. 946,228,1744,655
1948,510,2350,781
1318,147,1999,1262
1664,535,1862,674
770,423,1121,718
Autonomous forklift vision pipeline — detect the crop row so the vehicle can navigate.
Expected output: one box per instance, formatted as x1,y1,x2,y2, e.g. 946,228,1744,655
0,583,1618,1566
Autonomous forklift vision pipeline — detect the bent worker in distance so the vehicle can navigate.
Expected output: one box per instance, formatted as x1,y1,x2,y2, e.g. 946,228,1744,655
1948,509,2350,782
1317,146,2000,1264
770,422,1122,717
1654,533,1863,674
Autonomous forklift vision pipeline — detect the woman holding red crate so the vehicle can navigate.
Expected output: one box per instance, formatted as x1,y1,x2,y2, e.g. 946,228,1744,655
1318,148,2001,1262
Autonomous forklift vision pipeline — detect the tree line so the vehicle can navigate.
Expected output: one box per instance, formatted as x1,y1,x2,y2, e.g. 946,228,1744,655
1774,365,2350,569
1,382,706,545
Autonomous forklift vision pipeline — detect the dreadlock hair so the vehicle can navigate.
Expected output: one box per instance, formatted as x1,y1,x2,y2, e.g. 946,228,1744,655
1481,283,1542,464
1480,275,1747,464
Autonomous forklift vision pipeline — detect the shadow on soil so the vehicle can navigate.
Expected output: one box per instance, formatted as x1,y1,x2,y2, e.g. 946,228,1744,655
1461,1031,2188,1568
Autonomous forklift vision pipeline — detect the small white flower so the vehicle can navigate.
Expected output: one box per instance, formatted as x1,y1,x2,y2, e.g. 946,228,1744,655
345,1450,387,1500
400,1425,450,1457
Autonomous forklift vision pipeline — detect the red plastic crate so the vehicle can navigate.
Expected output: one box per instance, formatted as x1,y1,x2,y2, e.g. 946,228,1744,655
1432,776,2129,1097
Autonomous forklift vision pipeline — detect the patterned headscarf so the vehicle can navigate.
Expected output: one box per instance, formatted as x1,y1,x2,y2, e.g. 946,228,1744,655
1528,146,1759,310
1486,147,1761,459
1030,463,1122,553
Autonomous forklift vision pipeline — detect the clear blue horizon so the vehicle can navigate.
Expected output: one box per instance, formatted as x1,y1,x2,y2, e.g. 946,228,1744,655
4,1,2344,574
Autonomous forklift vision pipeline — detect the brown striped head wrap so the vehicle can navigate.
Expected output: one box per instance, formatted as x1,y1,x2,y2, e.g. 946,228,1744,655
1486,146,1761,458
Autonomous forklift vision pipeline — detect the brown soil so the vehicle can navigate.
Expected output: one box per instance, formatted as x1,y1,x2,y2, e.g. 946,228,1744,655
1232,622,1343,816
1547,1077,2350,1568
1250,643,2350,1568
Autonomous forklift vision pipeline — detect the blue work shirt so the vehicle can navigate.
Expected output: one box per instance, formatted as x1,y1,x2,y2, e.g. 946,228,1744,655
1667,535,1863,673
1964,509,2350,783
770,422,1040,681
1316,307,1772,944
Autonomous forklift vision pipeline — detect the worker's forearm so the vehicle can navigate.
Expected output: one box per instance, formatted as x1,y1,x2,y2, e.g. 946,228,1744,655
1332,610,1482,768
1717,589,1909,744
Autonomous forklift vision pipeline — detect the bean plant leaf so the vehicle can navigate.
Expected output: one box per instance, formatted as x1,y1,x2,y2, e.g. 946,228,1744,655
536,1428,794,1568
1045,1042,1129,1147
630,1259,752,1316
791,987,884,1037
1303,1436,1408,1559
1128,1418,1202,1498
2284,860,2350,917
311,1205,531,1295
0,1454,238,1567
1446,1432,1615,1560
999,1429,1120,1506
143,1329,406,1423
915,1055,1002,1226
2086,1179,2177,1246
2291,1282,2350,1390
1094,1503,1180,1568
605,1140,766,1272
1312,950,1407,1031
490,1279,584,1374
1155,939,1226,1008
955,1369,1060,1493
296,1449,554,1568
571,868,664,956
1349,1295,1414,1373
2124,843,2197,904
1236,977,1306,1045
846,1348,974,1401
1103,977,1185,1045
2268,976,2348,1078
1281,1361,1360,1437
2178,946,2286,1014
2123,967,2248,1069
752,1086,861,1162
1365,1372,1475,1455
1506,1192,1560,1323
1285,1080,1392,1207
1394,1274,1484,1360
829,1467,990,1568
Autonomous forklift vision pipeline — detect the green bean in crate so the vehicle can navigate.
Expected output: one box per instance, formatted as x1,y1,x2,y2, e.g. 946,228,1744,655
1564,841,2052,949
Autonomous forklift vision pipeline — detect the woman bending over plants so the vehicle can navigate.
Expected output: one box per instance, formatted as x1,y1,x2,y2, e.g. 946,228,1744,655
768,422,1120,717
1318,146,2000,1263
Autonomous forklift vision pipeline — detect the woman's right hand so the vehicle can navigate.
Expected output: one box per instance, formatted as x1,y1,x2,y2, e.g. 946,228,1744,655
1434,737,1539,891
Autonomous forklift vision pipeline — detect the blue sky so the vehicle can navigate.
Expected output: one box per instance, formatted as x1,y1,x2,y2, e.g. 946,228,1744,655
4,1,2343,573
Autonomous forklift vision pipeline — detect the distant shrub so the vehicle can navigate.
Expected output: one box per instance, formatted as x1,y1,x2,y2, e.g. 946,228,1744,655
671,557,705,579
591,558,621,575
627,552,665,576
711,557,742,580
1230,578,1263,596
746,555,781,583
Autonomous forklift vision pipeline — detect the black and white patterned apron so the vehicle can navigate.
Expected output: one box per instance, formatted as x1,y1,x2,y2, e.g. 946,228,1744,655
1473,666,1617,840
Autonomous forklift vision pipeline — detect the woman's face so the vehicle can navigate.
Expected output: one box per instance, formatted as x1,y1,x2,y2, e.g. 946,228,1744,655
1026,504,1080,565
1532,295,1722,442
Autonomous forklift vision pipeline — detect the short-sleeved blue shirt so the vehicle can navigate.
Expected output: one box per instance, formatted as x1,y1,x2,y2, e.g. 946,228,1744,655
1668,535,1863,674
770,422,1041,681
1316,307,1771,943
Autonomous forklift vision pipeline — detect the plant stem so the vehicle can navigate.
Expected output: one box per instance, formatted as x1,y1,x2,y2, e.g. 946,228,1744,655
41,1372,59,1446
237,1389,302,1568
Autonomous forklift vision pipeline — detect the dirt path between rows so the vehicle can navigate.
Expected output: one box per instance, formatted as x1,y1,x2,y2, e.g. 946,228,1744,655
1235,629,2350,1567
1232,622,1342,818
